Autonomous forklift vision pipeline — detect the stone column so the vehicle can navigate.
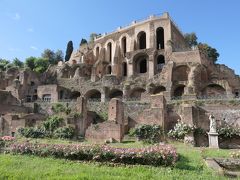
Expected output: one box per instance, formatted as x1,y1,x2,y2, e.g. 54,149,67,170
108,98,125,142
150,94,167,131
182,104,196,146
148,54,155,78
76,97,88,136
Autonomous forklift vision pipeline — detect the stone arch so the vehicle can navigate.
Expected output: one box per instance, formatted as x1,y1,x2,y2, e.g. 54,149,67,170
133,53,148,74
107,42,112,63
119,33,131,52
172,65,190,82
122,62,127,76
109,89,123,99
121,36,127,56
85,89,101,101
106,65,112,74
129,87,146,100
137,31,146,49
70,91,81,100
156,27,164,49
94,43,102,58
201,84,226,97
156,55,165,73
173,85,185,98
152,86,166,94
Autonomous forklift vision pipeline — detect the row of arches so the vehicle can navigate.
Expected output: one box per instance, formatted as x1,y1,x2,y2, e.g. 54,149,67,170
58,83,229,102
133,54,165,74
105,54,165,76
172,84,227,99
95,27,165,61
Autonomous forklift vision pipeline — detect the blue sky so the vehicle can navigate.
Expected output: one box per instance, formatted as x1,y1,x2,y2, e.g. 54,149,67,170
0,0,239,74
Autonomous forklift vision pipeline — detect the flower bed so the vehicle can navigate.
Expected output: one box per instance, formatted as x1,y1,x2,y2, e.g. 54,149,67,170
8,143,178,166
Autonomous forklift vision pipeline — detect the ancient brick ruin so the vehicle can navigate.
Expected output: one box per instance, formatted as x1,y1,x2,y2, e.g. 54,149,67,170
0,13,239,146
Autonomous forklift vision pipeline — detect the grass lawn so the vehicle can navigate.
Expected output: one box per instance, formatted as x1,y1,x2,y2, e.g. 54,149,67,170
0,140,237,180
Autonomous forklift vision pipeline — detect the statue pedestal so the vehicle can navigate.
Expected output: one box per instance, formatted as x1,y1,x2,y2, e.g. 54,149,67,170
208,132,219,148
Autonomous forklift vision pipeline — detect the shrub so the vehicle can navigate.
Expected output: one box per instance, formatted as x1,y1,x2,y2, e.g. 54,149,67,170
168,121,195,140
129,124,163,144
230,151,240,158
52,103,66,114
217,124,240,138
17,127,46,138
73,112,82,119
9,143,178,166
43,116,64,133
53,126,74,139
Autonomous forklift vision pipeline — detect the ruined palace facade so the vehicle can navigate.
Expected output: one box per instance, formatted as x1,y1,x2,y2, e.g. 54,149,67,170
0,13,240,146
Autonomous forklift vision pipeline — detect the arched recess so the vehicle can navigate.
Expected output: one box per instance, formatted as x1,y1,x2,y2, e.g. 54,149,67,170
201,84,226,97
156,55,165,73
133,53,148,74
122,62,127,76
172,65,190,82
70,91,81,100
106,65,112,74
96,46,100,60
121,37,127,56
173,85,185,98
156,27,164,49
152,86,166,94
85,89,101,101
109,89,123,99
137,31,146,49
107,42,112,63
129,88,146,100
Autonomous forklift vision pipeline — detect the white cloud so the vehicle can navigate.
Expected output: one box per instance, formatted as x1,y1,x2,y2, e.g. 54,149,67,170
30,46,38,50
12,13,20,20
27,28,34,32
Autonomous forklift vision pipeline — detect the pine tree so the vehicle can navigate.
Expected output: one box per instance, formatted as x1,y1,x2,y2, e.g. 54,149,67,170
65,41,73,62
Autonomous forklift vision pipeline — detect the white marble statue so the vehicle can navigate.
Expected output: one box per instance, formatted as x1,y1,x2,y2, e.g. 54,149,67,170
209,114,217,133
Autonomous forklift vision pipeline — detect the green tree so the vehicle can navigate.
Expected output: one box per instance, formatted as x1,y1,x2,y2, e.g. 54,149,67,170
41,49,55,64
198,43,219,63
54,50,64,62
34,58,49,73
80,39,87,46
12,58,24,68
65,41,73,62
25,57,37,70
0,58,10,71
184,33,198,47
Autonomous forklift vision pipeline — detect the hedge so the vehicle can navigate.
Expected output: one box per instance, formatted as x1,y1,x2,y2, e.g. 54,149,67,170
9,143,178,166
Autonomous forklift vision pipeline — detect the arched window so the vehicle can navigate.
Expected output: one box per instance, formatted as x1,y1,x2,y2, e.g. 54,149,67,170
85,89,101,101
107,42,112,63
109,89,123,99
139,59,147,73
121,37,127,56
152,86,166,94
122,62,127,76
96,46,100,60
156,55,165,72
133,54,148,74
137,31,146,49
129,88,146,100
70,91,81,100
173,85,185,99
156,27,164,49
202,84,226,98
106,65,112,74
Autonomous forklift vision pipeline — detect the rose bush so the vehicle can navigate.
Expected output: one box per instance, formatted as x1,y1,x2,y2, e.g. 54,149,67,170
9,143,178,166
